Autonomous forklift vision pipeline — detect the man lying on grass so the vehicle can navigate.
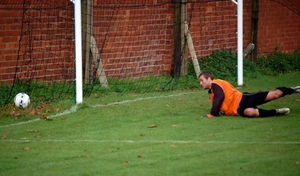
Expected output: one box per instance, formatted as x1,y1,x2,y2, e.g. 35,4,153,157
199,70,300,118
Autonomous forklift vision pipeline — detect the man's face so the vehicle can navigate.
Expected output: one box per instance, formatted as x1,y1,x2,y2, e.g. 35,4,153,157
199,75,212,89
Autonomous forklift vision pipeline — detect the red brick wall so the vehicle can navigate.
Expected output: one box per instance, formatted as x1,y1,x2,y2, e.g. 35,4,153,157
0,1,22,84
257,0,300,54
187,0,300,58
0,0,74,84
187,1,238,56
0,0,300,84
92,0,174,77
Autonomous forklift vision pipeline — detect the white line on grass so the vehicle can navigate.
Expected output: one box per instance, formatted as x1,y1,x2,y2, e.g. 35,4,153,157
0,92,197,129
1,139,299,145
91,92,196,107
0,118,40,129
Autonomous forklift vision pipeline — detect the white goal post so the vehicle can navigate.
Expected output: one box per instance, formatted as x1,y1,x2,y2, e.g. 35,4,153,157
237,0,243,86
232,0,244,86
72,0,244,104
74,0,83,104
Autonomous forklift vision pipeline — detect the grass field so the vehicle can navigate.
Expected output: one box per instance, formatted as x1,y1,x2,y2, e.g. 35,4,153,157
1,73,300,176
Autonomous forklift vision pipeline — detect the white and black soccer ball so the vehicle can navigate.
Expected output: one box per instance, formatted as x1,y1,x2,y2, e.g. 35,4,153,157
14,93,30,108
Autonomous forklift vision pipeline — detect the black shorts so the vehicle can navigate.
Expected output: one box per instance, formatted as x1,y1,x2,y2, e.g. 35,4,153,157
237,91,269,116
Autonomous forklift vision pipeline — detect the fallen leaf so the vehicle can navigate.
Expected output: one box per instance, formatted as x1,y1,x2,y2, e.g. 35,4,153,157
39,114,46,119
139,134,145,136
10,110,15,116
296,161,300,165
122,161,128,166
209,134,215,137
170,144,177,148
172,124,178,128
2,135,7,139
23,147,30,151
148,124,157,128
138,154,143,158
28,130,39,133
29,110,36,116
56,108,60,112
46,117,53,121
61,116,67,120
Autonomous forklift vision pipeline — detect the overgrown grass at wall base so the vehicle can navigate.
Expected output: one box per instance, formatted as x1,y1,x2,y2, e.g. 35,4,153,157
188,49,300,83
92,74,199,94
0,80,76,106
257,50,300,76
188,50,261,82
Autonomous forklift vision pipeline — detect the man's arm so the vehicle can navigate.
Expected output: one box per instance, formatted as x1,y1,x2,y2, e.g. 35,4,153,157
210,83,225,116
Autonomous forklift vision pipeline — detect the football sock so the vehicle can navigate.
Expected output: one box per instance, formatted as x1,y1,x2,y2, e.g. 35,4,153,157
258,109,276,117
276,87,294,97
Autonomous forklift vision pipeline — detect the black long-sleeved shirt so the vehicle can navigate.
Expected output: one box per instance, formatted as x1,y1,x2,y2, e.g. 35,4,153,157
208,82,225,116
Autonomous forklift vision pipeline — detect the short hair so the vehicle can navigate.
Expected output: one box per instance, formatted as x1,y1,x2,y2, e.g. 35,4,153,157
199,70,214,80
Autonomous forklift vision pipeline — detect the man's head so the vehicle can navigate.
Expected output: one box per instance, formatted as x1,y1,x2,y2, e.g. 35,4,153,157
198,70,214,89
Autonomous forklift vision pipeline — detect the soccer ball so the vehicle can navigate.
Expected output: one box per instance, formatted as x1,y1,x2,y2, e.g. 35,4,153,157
14,93,30,108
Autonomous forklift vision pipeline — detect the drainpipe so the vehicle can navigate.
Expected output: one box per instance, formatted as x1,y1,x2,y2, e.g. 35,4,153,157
251,0,259,62
173,0,182,78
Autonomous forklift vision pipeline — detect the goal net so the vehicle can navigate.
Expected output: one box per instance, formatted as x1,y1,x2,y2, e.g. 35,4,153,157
1,0,214,108
0,0,200,107
84,0,195,94
0,0,78,106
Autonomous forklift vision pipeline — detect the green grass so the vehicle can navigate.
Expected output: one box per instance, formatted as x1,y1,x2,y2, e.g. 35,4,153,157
1,72,300,176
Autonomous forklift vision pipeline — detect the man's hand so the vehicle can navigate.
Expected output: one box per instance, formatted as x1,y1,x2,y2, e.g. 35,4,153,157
202,114,214,118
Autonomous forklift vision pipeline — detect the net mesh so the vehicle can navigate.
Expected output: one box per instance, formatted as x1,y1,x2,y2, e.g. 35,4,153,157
88,0,183,94
1,0,238,107
0,0,77,106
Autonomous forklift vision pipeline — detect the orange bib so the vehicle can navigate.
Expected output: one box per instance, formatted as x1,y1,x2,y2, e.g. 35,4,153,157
210,79,243,116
